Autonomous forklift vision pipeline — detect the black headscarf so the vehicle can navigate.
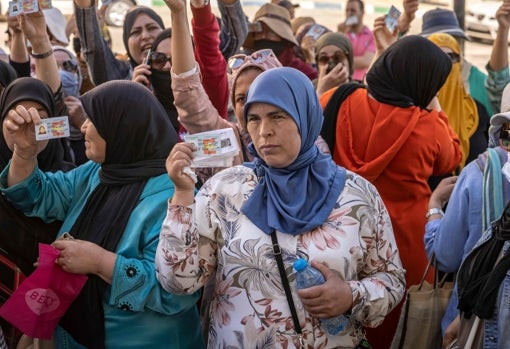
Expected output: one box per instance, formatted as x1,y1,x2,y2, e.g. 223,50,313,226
0,77,72,283
0,77,73,172
59,80,179,348
366,35,452,109
122,6,165,67
458,201,510,319
0,60,17,90
149,28,179,133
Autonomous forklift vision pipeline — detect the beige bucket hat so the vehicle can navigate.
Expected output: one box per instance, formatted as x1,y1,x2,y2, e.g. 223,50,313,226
243,3,298,49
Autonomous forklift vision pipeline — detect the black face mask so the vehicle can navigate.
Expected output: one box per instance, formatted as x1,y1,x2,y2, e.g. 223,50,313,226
73,37,81,55
252,40,287,56
149,69,179,132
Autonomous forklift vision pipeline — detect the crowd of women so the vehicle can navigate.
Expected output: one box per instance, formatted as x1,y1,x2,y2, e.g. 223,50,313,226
0,0,509,348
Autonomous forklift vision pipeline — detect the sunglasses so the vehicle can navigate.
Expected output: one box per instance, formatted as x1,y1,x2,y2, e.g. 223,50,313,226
445,52,460,63
317,53,348,66
227,49,276,74
148,51,172,69
61,59,78,73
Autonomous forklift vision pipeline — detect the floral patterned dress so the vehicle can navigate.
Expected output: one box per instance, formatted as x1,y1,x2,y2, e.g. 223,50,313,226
156,166,405,349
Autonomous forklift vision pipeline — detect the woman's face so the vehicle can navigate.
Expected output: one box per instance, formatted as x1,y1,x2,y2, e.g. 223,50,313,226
317,45,350,74
81,118,106,163
127,13,163,65
246,102,301,168
233,68,262,131
153,38,172,71
2,100,49,151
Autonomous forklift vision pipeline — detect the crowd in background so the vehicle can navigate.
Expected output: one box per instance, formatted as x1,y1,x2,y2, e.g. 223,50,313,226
0,0,509,348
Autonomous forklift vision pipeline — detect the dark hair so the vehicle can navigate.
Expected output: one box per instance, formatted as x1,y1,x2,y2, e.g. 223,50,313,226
347,0,364,12
151,28,172,51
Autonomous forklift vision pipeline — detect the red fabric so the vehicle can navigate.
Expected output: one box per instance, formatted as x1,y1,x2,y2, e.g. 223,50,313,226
277,45,318,80
320,88,461,348
191,4,229,119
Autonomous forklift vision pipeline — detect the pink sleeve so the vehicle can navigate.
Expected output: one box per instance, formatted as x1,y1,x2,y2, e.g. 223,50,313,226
364,27,376,53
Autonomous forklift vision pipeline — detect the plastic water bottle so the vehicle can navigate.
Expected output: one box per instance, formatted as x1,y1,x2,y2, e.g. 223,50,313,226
293,258,349,335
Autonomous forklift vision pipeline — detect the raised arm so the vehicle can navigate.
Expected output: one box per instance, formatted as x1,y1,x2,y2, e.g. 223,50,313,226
19,11,60,92
74,0,131,83
4,106,45,187
7,14,29,73
190,0,229,118
369,15,397,70
486,0,510,113
217,0,249,59
167,0,194,74
165,0,232,133
397,0,419,36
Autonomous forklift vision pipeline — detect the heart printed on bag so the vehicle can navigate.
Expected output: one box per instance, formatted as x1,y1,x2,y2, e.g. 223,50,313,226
25,288,61,315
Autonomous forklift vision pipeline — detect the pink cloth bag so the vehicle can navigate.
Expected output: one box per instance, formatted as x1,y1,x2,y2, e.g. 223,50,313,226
0,243,87,339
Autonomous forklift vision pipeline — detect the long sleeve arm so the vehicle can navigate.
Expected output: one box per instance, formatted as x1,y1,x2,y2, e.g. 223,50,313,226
190,3,229,118
75,2,131,84
218,0,249,59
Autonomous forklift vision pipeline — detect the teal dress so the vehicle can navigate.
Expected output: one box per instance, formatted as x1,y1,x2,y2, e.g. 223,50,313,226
0,161,205,349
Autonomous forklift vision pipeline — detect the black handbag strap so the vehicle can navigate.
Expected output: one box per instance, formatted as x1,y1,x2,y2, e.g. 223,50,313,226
271,231,304,347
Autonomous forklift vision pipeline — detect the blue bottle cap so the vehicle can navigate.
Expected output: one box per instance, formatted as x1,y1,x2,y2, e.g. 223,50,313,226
293,258,308,272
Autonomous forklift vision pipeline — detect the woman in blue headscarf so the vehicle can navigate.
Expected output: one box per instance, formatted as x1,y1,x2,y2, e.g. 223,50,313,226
156,67,405,348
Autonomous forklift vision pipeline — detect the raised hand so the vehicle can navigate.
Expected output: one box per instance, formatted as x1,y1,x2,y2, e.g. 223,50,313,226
166,142,196,188
17,9,47,44
132,63,152,88
316,62,349,97
3,105,47,160
64,96,88,129
74,0,94,9
300,35,317,65
163,0,186,14
373,15,397,56
496,1,510,30
399,0,419,34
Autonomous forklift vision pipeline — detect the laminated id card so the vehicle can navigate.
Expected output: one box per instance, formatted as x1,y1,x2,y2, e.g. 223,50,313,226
35,116,70,141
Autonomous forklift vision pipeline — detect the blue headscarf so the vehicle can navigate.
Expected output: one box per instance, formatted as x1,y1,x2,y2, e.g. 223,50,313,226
241,67,346,235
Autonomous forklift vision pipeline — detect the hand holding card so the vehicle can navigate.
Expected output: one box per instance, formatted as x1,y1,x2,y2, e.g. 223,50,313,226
345,15,358,26
8,1,22,16
35,116,71,141
385,5,401,33
305,24,327,40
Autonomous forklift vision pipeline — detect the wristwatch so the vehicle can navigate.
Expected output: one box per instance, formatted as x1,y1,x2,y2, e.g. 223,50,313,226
426,207,444,219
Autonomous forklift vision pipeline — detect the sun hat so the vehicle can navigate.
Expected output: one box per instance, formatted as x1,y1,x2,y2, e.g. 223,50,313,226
291,16,315,34
243,3,298,49
43,7,69,46
278,0,299,10
489,83,510,147
420,8,469,40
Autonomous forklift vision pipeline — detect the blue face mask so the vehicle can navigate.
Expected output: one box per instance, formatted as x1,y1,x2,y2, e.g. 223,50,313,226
59,69,79,97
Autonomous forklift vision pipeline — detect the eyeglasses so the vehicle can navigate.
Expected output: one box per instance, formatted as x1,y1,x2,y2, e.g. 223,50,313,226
227,49,276,74
148,51,172,69
61,59,78,73
317,53,348,66
445,52,460,63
